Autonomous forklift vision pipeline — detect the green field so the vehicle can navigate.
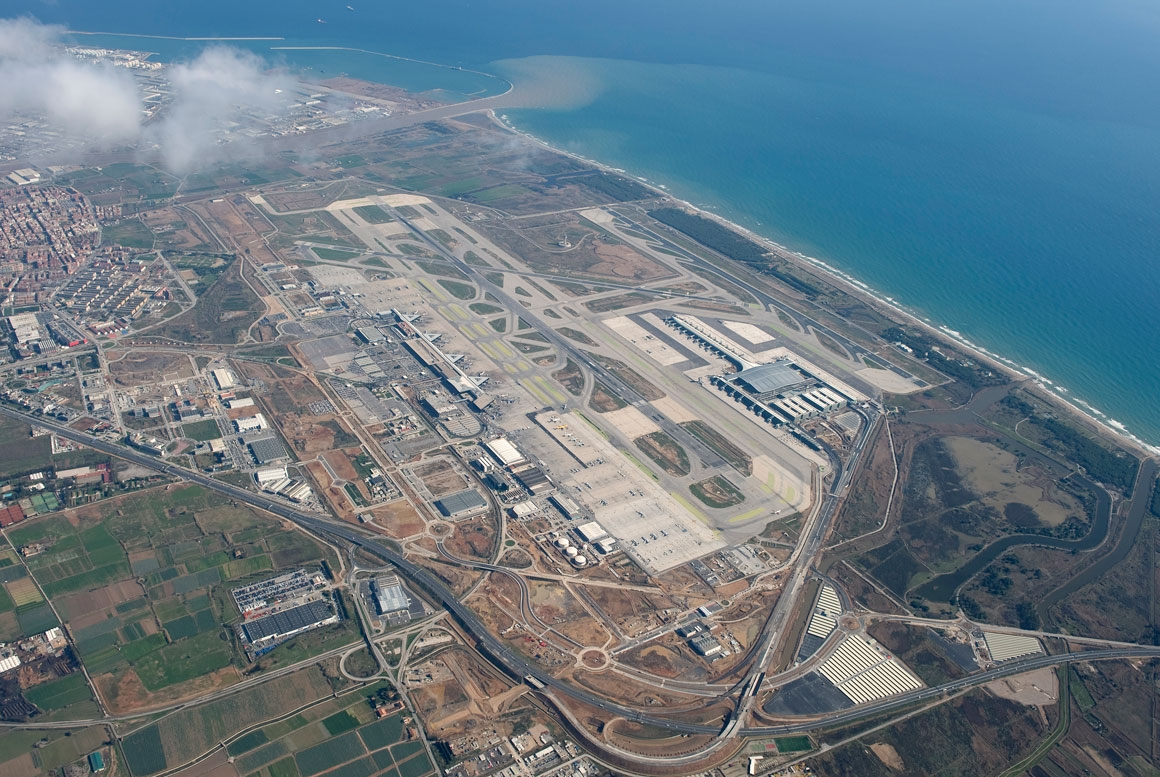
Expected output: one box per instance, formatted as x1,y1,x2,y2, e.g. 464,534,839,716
396,751,434,777
313,246,361,260
358,715,404,751
16,602,59,634
24,673,93,710
468,183,531,203
775,735,813,753
323,710,361,735
0,727,107,774
182,419,222,441
221,696,411,777
437,279,476,300
122,725,167,776
134,629,233,690
226,729,268,757
296,731,366,776
10,484,337,704
131,667,335,775
102,219,156,249
353,205,393,224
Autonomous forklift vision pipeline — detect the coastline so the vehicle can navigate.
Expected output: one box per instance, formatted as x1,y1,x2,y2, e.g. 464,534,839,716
44,29,1158,461
67,30,285,41
269,46,513,93
491,110,1159,462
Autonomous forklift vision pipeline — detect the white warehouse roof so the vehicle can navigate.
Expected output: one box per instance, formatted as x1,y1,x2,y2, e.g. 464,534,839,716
983,632,1042,662
575,521,607,543
485,438,525,467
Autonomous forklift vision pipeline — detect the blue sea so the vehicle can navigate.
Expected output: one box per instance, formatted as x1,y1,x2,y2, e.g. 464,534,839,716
12,0,1160,447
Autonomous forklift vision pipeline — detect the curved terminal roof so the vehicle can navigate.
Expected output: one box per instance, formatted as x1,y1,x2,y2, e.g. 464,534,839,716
734,360,804,395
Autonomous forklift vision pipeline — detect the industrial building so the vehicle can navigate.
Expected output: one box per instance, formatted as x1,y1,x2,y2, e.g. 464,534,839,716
593,537,618,554
372,574,410,614
372,575,425,625
690,633,724,658
574,521,607,543
234,414,268,434
485,437,525,468
433,489,488,518
6,312,41,344
355,326,386,344
239,599,338,652
248,436,289,465
512,465,550,495
127,433,164,455
212,369,237,390
549,494,582,521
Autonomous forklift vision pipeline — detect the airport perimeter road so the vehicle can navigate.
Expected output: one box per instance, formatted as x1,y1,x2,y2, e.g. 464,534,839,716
604,209,917,384
730,407,877,727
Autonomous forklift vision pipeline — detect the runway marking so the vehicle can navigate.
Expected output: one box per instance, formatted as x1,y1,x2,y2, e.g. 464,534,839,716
521,379,555,407
417,277,448,302
728,507,766,524
532,377,567,405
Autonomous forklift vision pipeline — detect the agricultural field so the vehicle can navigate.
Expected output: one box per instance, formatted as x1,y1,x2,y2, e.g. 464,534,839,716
120,667,336,776
122,680,432,777
7,485,339,713
0,726,108,777
0,415,110,481
805,689,1047,776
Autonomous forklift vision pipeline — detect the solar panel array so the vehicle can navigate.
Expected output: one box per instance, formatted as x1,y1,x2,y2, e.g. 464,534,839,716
983,631,1043,662
806,584,842,639
818,635,923,705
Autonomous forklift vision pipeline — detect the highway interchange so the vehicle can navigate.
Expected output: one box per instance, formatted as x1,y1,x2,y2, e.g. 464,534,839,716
5,404,1160,763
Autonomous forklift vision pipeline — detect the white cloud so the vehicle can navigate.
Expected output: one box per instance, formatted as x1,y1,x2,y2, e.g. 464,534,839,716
0,17,294,171
149,46,294,173
0,17,141,146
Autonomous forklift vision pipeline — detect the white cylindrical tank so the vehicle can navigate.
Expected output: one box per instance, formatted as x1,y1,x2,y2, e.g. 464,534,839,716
565,546,578,557
554,537,571,549
572,555,588,567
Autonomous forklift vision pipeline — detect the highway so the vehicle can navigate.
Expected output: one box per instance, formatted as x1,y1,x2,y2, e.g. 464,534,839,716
5,404,1160,758
0,405,723,736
